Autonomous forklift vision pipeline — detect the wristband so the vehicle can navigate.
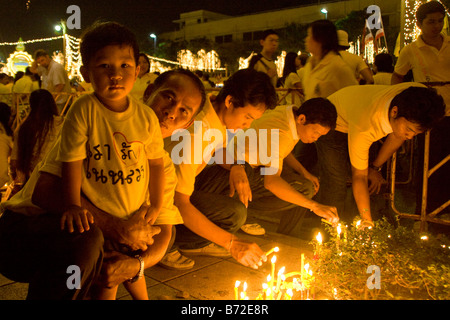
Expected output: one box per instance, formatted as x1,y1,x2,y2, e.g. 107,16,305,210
128,255,144,283
369,163,382,172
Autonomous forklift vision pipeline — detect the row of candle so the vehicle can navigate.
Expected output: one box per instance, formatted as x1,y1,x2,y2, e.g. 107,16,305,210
234,247,315,300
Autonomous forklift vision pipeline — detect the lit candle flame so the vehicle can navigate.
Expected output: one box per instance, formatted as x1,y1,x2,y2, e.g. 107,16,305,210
271,255,277,264
235,280,240,287
316,232,323,244
337,224,342,235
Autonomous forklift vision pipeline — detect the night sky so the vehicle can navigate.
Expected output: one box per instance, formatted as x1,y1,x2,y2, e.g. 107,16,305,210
0,0,317,59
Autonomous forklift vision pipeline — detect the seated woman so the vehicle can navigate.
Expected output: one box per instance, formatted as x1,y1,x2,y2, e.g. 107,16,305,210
10,89,63,188
0,102,13,188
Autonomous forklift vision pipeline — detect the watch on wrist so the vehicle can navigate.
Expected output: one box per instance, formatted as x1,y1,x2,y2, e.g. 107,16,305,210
369,163,382,172
128,255,144,283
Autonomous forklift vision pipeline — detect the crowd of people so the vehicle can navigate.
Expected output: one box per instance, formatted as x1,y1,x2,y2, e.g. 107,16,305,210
0,0,448,300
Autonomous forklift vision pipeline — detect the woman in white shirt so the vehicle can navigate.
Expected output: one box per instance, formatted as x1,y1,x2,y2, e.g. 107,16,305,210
130,53,158,102
302,20,358,100
0,102,13,187
280,52,304,106
294,20,357,176
10,89,63,186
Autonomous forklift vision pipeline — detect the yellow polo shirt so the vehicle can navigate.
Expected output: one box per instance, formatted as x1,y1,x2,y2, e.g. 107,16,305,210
328,83,426,171
232,105,299,175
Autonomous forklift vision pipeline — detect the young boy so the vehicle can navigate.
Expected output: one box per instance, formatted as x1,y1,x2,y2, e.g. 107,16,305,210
57,21,165,299
248,29,279,88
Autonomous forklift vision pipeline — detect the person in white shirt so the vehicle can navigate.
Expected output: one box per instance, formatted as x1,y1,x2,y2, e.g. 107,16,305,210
392,0,450,215
30,49,72,114
373,53,394,85
337,30,374,84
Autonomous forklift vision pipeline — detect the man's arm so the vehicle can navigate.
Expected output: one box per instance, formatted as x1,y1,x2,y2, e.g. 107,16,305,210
351,133,406,222
174,191,265,269
32,171,158,251
263,170,338,223
285,153,319,193
391,72,404,85
360,68,374,84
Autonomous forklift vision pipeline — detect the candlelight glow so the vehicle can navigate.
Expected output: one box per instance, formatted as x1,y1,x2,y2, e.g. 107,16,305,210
316,232,323,244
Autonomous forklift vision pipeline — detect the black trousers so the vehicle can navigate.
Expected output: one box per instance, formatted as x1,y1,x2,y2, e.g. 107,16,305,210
0,210,104,300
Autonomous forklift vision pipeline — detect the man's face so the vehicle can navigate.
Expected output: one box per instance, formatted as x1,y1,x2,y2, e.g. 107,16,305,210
81,44,139,111
260,34,279,55
223,97,266,130
296,115,330,143
418,12,445,38
147,73,203,138
36,55,51,68
389,106,424,140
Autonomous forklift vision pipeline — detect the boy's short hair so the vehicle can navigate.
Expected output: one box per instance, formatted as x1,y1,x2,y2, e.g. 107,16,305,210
80,21,139,67
294,97,337,130
216,69,277,111
390,86,445,130
153,68,207,116
34,49,49,60
374,53,394,73
260,29,278,40
416,1,446,24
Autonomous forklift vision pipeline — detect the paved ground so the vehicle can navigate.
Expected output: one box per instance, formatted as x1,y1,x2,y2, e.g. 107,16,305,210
0,219,314,300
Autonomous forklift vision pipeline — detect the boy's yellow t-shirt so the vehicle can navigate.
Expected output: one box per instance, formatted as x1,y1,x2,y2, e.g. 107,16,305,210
56,93,169,220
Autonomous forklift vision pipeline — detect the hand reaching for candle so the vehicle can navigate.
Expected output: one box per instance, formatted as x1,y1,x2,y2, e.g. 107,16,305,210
229,236,267,269
310,202,339,226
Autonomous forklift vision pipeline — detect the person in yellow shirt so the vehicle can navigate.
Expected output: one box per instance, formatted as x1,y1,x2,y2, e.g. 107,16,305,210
165,69,277,268
193,98,340,239
315,84,445,227
130,53,158,102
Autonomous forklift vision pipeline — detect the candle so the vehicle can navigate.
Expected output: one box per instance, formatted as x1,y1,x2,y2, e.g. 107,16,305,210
234,280,240,300
270,256,276,292
276,266,285,293
300,253,305,283
336,224,341,251
314,232,322,257
285,288,293,300
265,246,279,257
242,282,247,300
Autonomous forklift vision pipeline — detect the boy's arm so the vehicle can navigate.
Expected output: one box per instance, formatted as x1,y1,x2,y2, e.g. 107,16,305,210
145,157,165,224
32,171,158,250
61,160,83,208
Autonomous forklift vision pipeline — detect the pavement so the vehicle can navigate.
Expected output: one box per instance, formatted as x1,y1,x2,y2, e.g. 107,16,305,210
0,210,315,301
